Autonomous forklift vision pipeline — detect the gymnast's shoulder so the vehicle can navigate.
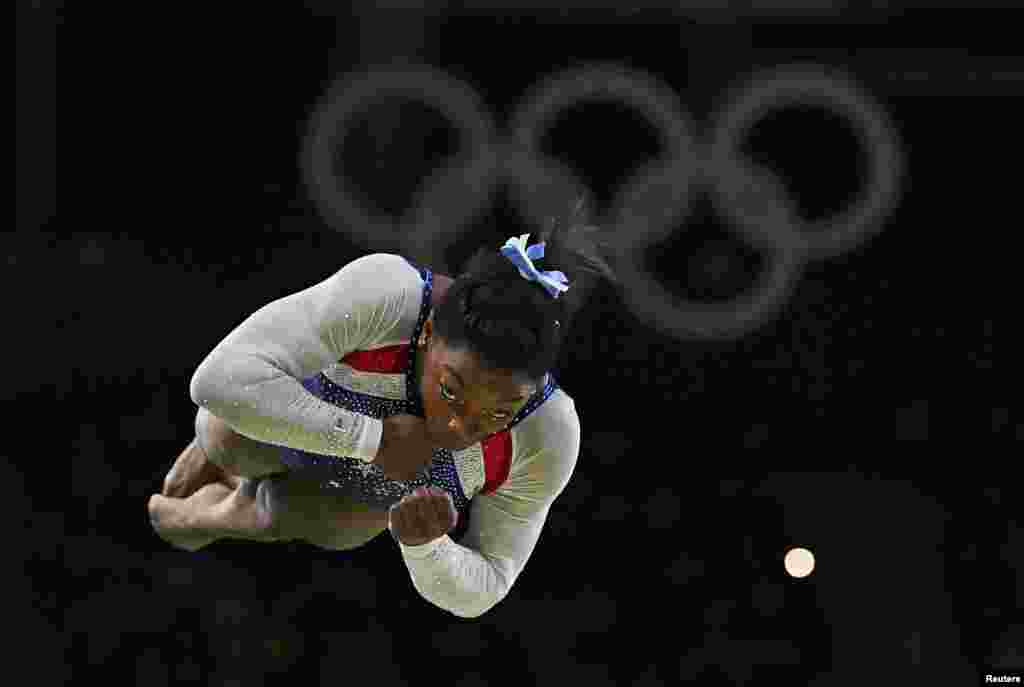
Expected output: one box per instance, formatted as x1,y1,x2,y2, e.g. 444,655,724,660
507,385,581,496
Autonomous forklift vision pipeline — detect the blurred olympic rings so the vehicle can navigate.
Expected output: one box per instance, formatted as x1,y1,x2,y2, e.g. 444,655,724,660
301,62,903,340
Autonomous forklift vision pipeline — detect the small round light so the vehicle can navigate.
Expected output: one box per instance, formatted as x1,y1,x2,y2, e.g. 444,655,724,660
784,547,815,578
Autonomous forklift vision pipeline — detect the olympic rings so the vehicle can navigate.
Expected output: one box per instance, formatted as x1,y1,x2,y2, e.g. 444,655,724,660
300,61,904,340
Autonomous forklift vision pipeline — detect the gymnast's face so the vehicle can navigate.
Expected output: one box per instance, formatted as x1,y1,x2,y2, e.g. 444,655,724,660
416,315,537,451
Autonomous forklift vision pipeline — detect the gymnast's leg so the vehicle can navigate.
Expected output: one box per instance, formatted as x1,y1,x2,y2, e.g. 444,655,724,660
161,407,285,499
149,476,277,551
151,406,287,550
151,407,387,550
149,472,388,552
257,477,389,552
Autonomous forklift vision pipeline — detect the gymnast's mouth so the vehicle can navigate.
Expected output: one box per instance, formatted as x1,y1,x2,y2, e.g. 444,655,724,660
443,437,474,451
431,430,474,451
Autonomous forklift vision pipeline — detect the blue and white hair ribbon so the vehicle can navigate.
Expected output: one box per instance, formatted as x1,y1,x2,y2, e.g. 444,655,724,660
499,233,570,299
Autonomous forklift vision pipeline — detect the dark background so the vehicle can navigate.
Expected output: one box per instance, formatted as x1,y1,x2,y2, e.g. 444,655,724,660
22,2,1021,685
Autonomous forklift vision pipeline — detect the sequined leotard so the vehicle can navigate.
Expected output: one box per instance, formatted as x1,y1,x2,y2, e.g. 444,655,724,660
190,253,581,617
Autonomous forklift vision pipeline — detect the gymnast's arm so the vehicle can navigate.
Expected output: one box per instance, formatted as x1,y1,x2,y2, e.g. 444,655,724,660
397,401,581,618
188,253,416,461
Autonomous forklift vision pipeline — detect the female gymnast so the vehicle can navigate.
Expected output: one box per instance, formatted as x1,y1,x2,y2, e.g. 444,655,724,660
148,211,615,618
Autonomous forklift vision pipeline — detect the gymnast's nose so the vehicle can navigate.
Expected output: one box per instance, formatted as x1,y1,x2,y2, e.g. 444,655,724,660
447,414,478,445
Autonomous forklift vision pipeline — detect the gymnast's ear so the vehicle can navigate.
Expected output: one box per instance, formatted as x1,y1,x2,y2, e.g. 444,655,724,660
431,273,453,310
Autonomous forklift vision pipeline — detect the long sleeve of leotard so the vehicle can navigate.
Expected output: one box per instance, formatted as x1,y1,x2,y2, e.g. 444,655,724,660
395,393,581,618
189,253,421,461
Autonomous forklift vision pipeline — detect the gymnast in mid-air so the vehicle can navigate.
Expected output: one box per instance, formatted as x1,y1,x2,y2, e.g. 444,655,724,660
148,208,616,618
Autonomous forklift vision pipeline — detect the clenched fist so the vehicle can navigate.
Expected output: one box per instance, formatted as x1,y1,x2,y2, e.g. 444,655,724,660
389,486,459,547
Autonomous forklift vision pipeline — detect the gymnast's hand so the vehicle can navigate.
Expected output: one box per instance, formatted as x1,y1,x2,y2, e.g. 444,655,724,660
376,414,436,482
389,486,459,547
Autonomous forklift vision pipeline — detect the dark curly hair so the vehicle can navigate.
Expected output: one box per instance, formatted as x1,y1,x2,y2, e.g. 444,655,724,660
433,200,617,386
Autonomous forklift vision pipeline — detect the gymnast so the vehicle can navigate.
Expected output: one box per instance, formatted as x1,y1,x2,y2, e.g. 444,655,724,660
148,212,614,618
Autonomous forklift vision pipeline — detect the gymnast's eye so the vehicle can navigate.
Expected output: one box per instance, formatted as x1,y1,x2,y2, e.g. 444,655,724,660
440,383,457,402
441,382,512,422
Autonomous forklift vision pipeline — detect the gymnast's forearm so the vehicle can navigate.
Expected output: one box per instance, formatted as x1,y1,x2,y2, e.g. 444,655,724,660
401,537,510,618
190,360,381,461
